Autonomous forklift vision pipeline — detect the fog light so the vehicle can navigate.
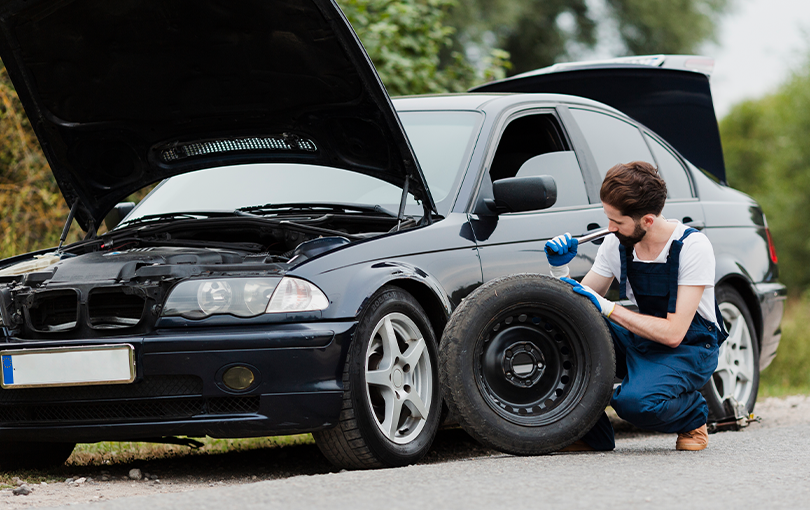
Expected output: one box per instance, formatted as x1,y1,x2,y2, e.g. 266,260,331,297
222,366,255,391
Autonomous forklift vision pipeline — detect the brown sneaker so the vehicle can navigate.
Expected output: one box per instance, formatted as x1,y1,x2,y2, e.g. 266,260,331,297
558,440,596,452
676,424,709,451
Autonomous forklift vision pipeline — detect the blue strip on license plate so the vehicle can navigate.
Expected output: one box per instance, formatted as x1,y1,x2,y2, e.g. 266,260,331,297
2,355,12,386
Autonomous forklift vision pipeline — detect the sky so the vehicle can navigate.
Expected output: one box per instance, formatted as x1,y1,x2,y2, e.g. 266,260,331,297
702,0,810,118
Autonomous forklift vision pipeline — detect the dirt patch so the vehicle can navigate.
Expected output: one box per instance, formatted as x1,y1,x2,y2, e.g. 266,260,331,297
2,394,808,509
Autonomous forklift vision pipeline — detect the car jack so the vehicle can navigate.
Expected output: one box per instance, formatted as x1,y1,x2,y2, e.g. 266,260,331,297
708,397,761,432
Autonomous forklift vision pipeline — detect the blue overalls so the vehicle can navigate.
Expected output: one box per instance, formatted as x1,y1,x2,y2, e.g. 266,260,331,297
581,228,728,450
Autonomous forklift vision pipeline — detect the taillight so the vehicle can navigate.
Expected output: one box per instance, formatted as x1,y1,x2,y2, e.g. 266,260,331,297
765,228,778,264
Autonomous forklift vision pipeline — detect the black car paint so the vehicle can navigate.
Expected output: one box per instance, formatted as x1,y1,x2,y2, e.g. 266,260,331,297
0,93,785,443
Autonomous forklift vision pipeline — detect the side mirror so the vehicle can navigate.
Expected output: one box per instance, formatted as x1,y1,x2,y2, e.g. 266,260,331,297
103,202,136,230
489,175,557,213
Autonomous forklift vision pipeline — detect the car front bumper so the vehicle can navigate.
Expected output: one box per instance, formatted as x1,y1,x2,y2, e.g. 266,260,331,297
0,321,355,442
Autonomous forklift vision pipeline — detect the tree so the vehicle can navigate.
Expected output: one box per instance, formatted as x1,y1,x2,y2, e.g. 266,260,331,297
720,56,810,293
0,64,79,259
448,0,730,75
339,0,508,95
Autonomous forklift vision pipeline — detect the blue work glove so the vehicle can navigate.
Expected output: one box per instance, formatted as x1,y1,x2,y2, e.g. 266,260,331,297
561,277,616,317
545,233,578,278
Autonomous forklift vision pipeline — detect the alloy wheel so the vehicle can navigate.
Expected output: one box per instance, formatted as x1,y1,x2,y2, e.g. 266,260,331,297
710,301,756,405
364,312,433,444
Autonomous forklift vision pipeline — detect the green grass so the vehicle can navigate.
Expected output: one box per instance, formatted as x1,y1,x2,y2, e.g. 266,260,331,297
0,435,316,485
760,294,810,397
66,434,315,466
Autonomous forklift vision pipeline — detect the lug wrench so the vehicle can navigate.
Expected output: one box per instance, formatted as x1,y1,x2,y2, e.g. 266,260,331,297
545,228,612,254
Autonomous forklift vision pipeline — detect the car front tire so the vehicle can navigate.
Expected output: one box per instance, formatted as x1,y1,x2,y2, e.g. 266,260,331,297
313,286,441,469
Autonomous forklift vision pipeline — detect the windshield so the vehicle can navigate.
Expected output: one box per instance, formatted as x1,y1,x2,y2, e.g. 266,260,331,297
123,111,481,224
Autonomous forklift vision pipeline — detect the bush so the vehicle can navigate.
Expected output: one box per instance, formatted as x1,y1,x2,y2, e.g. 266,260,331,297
760,294,810,396
0,65,80,259
720,55,810,294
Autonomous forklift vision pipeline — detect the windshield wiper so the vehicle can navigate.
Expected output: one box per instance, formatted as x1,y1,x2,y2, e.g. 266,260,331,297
236,202,397,217
117,211,239,228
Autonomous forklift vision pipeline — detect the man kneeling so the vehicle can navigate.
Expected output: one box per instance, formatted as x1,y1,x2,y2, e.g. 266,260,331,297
545,161,727,451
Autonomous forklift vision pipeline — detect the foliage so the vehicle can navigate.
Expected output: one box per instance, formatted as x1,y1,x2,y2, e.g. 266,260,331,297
339,0,509,95
605,0,728,56
720,56,810,293
0,64,80,259
760,294,810,396
448,0,730,74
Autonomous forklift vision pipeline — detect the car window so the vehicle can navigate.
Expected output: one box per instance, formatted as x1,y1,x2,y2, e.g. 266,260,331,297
515,151,588,208
399,111,481,204
126,164,410,222
488,113,588,210
125,112,482,222
489,114,568,182
644,133,693,199
569,108,653,178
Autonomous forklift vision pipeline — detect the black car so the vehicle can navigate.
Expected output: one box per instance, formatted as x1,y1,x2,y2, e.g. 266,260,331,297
0,1,785,469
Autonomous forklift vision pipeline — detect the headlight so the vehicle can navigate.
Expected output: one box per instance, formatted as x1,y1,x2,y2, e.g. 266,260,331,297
163,278,280,319
162,277,328,319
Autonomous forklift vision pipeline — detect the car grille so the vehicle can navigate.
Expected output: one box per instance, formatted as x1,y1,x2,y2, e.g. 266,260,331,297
88,288,146,329
27,290,79,333
0,375,260,424
22,286,148,334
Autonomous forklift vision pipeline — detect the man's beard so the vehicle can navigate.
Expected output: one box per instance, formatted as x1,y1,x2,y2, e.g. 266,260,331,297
615,222,647,247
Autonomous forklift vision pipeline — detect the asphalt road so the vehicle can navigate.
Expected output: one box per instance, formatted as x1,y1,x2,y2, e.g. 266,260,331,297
42,420,810,510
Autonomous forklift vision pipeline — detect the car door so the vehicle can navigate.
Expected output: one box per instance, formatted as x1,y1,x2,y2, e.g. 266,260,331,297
567,107,706,228
470,107,607,281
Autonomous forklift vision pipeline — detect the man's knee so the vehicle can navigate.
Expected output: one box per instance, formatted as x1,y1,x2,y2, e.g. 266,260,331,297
611,386,667,427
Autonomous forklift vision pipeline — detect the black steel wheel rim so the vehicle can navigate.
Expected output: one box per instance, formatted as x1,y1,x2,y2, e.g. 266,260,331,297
474,305,592,426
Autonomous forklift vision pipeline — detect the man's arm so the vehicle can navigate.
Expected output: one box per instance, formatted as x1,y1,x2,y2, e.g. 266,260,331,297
608,285,705,348
581,270,613,296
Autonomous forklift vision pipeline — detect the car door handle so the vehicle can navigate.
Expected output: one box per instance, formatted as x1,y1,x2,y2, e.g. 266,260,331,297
683,218,705,230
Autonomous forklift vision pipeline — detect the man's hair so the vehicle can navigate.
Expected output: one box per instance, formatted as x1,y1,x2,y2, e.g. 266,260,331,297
600,161,667,219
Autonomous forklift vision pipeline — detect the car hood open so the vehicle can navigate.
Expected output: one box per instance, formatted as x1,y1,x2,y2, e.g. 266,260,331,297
0,0,434,230
471,57,726,184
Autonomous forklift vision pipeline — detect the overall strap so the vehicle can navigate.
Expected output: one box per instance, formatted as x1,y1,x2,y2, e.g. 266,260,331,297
666,228,699,313
619,243,632,300
715,302,729,338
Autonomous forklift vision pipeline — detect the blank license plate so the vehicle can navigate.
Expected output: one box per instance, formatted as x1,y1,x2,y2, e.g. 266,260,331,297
1,344,135,389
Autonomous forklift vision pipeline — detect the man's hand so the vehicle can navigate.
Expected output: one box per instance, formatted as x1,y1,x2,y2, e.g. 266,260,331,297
545,233,578,278
561,277,616,317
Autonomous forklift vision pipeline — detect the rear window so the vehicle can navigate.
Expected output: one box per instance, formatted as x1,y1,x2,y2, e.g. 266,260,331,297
569,108,653,178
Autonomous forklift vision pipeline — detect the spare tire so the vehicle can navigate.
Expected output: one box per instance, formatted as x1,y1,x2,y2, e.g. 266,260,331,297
439,274,614,455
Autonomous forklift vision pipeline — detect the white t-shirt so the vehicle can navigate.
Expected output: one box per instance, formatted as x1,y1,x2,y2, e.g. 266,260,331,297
591,221,718,325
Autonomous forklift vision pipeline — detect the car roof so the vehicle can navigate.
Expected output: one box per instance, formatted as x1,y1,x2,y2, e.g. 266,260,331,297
393,92,629,115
